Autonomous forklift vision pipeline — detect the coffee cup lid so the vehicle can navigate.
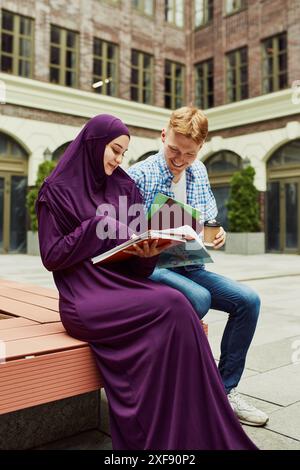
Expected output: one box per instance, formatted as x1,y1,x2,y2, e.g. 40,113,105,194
204,221,221,227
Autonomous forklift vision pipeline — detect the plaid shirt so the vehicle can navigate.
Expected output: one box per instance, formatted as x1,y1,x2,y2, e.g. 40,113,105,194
127,149,218,222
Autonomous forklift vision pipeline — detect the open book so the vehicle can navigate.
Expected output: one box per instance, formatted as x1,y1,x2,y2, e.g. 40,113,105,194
91,225,213,268
91,227,186,266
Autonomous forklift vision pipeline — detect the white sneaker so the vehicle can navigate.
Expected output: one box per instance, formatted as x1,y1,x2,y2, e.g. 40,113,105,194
228,388,269,427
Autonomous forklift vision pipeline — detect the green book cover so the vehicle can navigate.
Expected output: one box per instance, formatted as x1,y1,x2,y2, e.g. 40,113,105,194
147,192,202,233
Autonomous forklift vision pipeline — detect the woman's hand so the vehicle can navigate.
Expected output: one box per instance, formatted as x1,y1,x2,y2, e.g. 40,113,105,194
124,239,173,258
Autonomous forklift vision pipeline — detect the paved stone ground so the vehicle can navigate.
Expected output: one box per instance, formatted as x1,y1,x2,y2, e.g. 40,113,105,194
1,251,300,450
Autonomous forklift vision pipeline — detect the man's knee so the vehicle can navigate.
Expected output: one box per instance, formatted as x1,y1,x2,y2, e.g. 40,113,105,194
241,287,261,321
191,289,211,318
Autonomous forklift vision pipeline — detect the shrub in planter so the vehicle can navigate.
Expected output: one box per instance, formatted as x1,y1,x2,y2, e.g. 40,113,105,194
226,166,264,254
26,160,56,233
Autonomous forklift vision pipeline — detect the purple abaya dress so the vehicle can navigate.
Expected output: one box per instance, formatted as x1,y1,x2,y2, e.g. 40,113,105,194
36,115,257,450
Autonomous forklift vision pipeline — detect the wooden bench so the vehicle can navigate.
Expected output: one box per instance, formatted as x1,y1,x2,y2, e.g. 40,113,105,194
0,278,208,416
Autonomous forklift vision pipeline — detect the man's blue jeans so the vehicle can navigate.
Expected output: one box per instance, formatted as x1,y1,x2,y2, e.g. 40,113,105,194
149,265,260,393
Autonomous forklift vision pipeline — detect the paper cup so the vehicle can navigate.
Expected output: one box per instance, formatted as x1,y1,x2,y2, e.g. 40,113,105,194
204,223,221,246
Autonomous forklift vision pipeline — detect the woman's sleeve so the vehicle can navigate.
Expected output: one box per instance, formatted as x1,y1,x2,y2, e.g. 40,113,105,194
37,201,132,272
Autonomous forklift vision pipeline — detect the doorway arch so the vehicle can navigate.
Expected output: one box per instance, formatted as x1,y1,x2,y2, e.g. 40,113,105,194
266,139,300,253
0,132,28,253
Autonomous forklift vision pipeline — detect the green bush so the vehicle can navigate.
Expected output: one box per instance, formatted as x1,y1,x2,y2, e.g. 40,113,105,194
26,160,56,232
227,165,261,233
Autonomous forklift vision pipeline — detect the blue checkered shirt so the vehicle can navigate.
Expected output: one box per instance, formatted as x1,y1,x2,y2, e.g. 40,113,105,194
127,150,218,222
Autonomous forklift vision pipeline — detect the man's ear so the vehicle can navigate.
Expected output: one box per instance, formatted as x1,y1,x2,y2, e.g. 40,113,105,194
161,128,167,143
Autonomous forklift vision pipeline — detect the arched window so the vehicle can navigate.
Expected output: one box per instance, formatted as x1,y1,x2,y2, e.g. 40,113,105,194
0,133,27,160
267,139,300,170
205,150,242,176
52,141,72,161
204,150,242,231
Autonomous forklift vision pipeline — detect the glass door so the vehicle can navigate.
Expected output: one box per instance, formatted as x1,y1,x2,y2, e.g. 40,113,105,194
0,176,4,252
0,172,27,253
284,180,299,252
267,179,300,253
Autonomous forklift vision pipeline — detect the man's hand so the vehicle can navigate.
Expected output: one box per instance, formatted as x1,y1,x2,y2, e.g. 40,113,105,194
213,227,226,249
124,239,173,258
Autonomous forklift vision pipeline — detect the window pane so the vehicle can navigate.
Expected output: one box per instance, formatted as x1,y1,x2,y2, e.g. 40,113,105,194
66,50,76,68
240,65,247,83
107,43,116,59
2,33,13,53
263,56,273,76
165,94,171,108
107,61,116,77
132,50,139,66
51,26,60,44
50,67,59,83
240,47,247,63
10,176,27,253
208,75,213,91
66,31,76,48
143,88,152,103
143,54,151,69
18,59,30,77
175,64,182,77
94,39,102,57
165,77,171,93
267,182,280,251
241,83,248,99
279,73,287,89
165,60,171,75
20,17,32,36
131,68,139,85
143,71,151,87
2,11,13,31
278,34,286,52
65,70,76,87
11,141,25,158
50,46,60,65
175,95,183,107
93,58,102,76
131,86,138,101
19,38,31,58
0,177,3,251
1,55,13,73
0,135,8,154
279,53,287,72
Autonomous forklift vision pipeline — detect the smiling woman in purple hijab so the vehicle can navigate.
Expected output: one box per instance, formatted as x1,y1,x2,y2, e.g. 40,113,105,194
35,114,257,450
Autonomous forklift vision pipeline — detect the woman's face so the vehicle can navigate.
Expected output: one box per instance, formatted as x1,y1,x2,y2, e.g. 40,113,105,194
103,135,129,175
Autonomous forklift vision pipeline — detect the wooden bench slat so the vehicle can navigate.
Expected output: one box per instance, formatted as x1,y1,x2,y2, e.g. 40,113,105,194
0,286,59,311
0,323,65,341
0,356,93,381
0,317,38,330
1,372,100,398
5,333,86,360
0,296,60,323
0,348,102,415
0,279,58,299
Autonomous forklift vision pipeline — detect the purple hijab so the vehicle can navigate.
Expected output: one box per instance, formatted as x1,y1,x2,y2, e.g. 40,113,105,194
36,114,133,235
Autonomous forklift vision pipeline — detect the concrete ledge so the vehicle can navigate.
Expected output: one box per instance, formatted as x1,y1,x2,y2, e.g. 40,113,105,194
0,391,101,450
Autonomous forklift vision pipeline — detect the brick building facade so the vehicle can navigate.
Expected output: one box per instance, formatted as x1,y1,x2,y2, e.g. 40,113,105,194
0,0,300,254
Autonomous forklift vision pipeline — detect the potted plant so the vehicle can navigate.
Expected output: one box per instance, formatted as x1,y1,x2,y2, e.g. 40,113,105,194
26,160,56,255
225,165,265,255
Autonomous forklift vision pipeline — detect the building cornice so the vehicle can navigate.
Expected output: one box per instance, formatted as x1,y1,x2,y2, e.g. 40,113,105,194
1,73,298,132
